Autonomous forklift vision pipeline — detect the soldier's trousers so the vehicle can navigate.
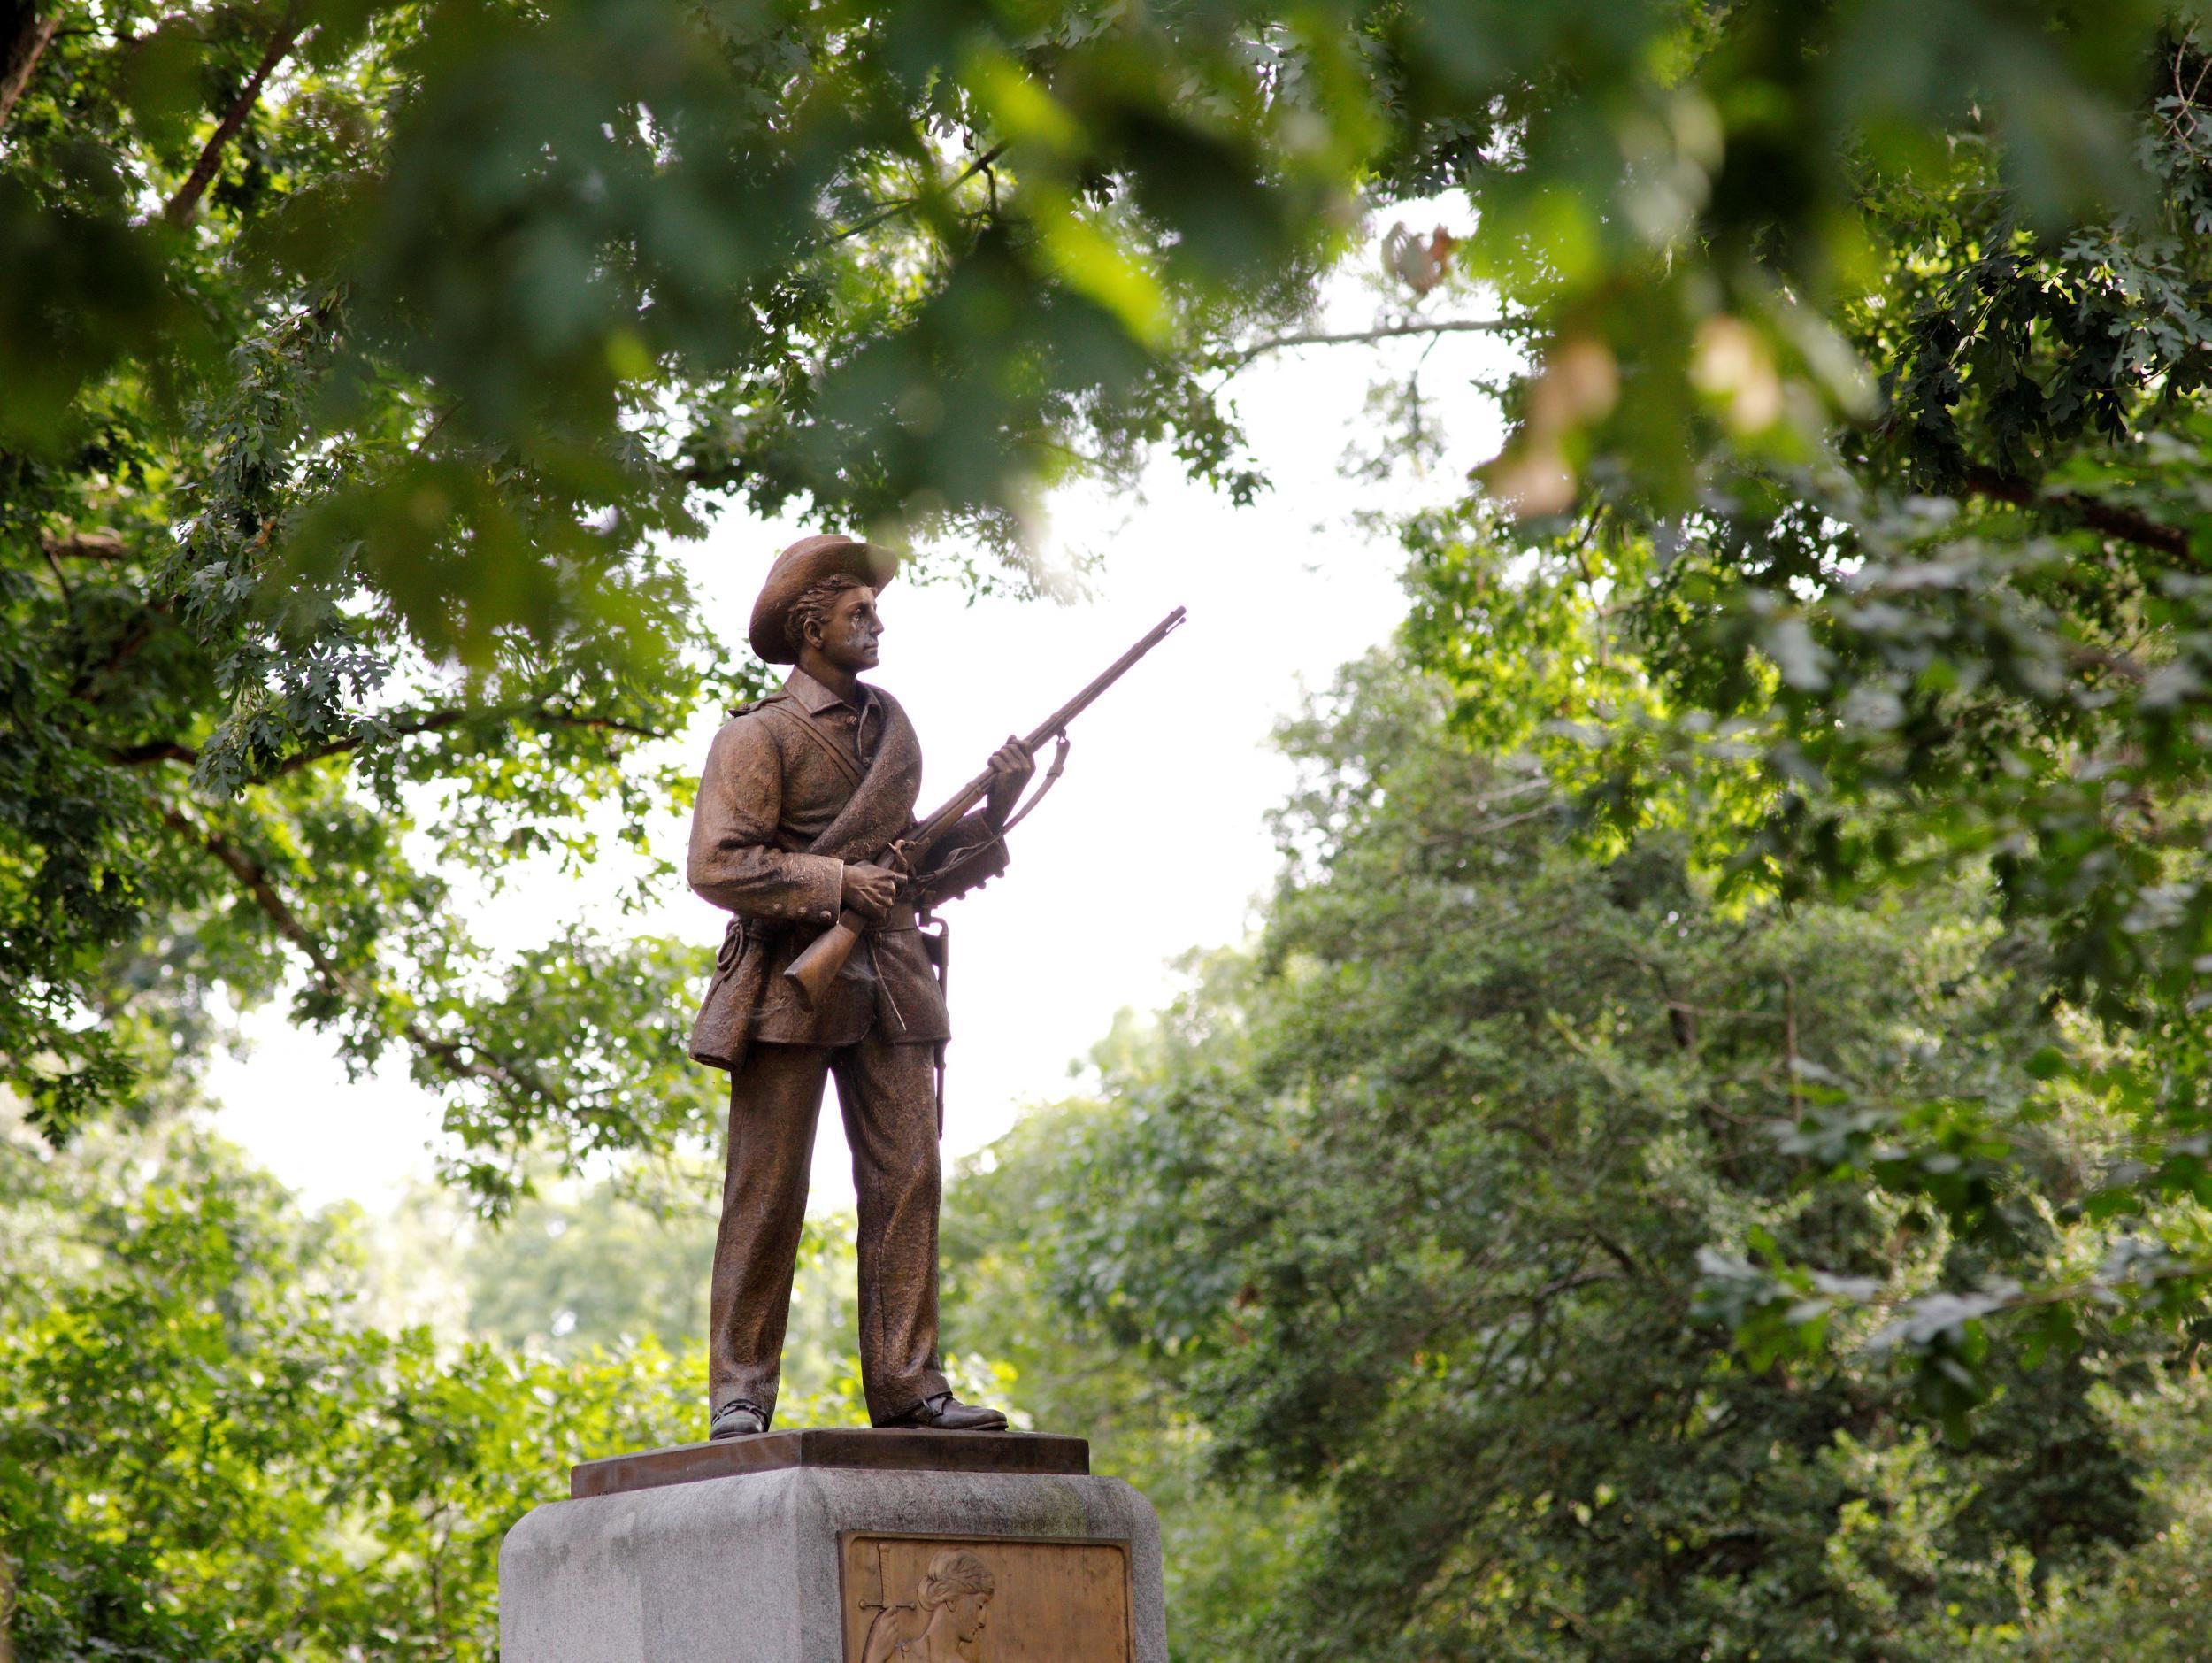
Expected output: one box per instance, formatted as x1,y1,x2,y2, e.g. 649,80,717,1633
709,1034,950,1426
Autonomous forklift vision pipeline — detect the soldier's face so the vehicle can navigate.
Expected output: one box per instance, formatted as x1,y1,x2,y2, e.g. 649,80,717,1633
812,585,882,672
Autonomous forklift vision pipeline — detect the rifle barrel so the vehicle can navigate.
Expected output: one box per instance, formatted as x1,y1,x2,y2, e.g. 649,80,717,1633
1017,605,1187,753
782,604,1187,1010
907,605,1187,851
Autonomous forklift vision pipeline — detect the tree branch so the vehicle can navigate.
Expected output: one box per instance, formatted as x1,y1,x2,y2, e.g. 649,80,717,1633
102,703,666,774
1586,1229,1644,1282
41,529,128,559
1217,316,1525,368
106,740,198,766
42,540,74,610
1528,1266,1615,1307
1958,462,2190,560
2063,641,2148,685
824,142,1009,246
263,702,666,776
67,604,165,702
0,3,58,133
162,4,303,226
164,802,351,989
826,195,920,245
159,801,553,1097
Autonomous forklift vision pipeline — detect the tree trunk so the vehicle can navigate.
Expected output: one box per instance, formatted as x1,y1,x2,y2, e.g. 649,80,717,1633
0,0,58,133
162,6,303,224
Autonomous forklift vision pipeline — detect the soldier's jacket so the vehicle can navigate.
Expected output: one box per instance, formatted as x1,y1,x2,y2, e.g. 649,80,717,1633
686,667,1007,1071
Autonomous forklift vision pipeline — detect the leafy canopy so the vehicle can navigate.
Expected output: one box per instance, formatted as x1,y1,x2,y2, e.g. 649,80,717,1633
0,0,1347,1199
0,1106,703,1660
5,0,2183,1206
1381,19,2212,1400
1041,656,2179,1660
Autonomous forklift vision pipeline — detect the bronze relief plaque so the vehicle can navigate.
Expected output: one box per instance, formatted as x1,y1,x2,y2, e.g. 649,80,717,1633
840,1532,1134,1663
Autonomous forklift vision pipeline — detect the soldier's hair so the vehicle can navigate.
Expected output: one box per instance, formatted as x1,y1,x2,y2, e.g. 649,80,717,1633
918,1549,995,1608
787,572,870,649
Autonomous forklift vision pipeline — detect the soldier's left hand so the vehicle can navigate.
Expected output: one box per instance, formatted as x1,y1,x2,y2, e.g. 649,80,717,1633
983,735,1035,827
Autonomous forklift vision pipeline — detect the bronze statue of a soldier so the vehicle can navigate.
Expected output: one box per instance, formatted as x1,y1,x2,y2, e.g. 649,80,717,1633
686,534,1033,1440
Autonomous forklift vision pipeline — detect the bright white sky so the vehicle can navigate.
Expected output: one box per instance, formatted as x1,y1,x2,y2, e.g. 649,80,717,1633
211,258,1509,1215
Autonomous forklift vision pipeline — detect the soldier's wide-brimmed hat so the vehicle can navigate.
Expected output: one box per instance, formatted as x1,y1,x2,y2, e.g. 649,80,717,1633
748,533,900,664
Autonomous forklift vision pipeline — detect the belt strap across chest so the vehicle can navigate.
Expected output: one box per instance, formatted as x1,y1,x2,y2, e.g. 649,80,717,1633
762,697,864,789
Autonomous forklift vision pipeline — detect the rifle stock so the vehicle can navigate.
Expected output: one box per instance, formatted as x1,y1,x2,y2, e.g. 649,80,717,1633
785,907,870,1010
781,606,1185,1009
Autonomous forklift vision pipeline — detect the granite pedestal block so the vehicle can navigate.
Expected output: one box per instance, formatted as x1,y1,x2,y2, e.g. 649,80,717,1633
499,1431,1166,1663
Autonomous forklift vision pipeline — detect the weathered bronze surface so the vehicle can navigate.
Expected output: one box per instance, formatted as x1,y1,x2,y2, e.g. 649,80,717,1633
689,535,1028,1429
569,1429,1090,1499
687,532,1182,1434
842,1533,1134,1663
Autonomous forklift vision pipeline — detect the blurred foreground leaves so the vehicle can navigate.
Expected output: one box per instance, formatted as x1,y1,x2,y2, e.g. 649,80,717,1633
0,0,1352,1195
6,0,2194,1207
1392,21,2212,1408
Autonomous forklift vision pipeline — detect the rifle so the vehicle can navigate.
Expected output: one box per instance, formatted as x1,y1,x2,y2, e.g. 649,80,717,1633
783,605,1187,1010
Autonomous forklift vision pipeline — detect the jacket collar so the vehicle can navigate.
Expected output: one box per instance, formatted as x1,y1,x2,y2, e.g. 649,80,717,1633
782,666,875,714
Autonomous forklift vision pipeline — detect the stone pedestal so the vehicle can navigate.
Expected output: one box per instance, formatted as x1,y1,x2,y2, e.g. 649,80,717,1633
499,1430,1166,1662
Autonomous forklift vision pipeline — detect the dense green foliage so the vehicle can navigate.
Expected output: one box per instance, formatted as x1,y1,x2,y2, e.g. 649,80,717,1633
16,655,2212,1658
1396,25,2212,1397
1032,657,2209,1659
5,0,2193,1219
0,1108,699,1659
941,1102,1311,1657
1,0,1330,1198
0,1098,1276,1659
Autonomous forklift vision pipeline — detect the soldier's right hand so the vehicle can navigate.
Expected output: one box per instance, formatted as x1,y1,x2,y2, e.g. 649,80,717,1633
840,862,898,921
